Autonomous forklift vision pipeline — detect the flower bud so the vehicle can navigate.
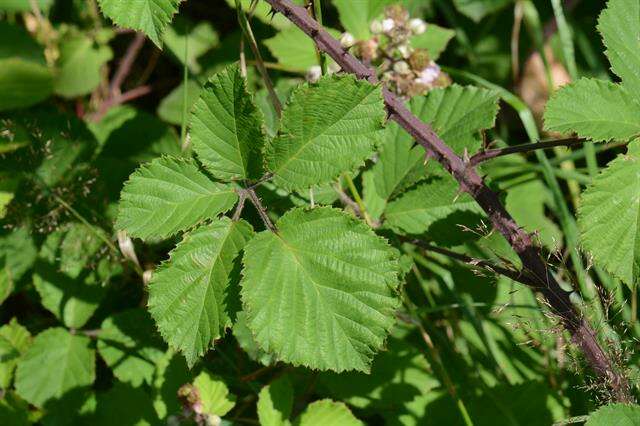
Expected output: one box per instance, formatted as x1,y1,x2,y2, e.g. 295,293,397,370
393,61,410,74
398,44,411,59
306,65,322,83
370,20,383,34
382,18,395,33
409,18,427,35
340,32,356,49
409,49,430,71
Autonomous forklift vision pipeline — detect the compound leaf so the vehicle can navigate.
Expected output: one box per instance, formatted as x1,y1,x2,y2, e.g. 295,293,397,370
296,400,363,426
544,79,640,141
190,64,266,181
266,75,385,191
148,218,253,366
578,142,640,287
241,207,400,372
116,156,237,240
598,0,640,98
97,0,183,47
15,328,95,408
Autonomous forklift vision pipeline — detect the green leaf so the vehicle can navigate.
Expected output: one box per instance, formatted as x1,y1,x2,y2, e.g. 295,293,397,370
116,156,238,240
0,22,46,64
158,80,202,125
97,309,165,387
15,328,95,408
190,64,267,181
264,27,341,73
95,382,159,426
162,18,219,74
193,371,236,416
0,392,30,426
544,79,640,141
53,34,112,98
598,0,640,98
232,311,276,366
0,227,37,285
453,0,513,22
411,24,455,61
33,224,108,329
296,400,363,426
371,121,428,205
578,142,640,287
586,403,640,426
148,218,253,366
0,58,53,112
411,84,500,155
258,376,294,426
333,0,394,40
224,0,304,30
384,176,482,235
241,207,400,372
0,0,52,12
266,75,385,191
0,319,31,389
97,0,183,47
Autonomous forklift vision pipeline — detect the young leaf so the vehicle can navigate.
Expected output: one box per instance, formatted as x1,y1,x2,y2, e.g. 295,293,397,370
384,176,482,235
258,376,294,426
193,371,236,417
578,142,640,287
0,59,53,112
332,0,393,40
544,79,640,141
241,207,400,372
411,84,500,155
0,319,31,389
598,0,640,97
585,403,640,425
53,34,113,98
97,309,165,387
265,27,341,72
15,328,95,408
116,156,237,240
190,64,267,181
266,75,385,191
148,218,253,366
97,0,183,47
296,400,363,426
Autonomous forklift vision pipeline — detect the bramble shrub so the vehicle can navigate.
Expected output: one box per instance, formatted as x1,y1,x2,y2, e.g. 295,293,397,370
1,0,640,424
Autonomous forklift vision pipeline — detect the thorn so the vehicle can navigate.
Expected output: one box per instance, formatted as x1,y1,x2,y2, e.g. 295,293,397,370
462,148,470,164
268,8,278,20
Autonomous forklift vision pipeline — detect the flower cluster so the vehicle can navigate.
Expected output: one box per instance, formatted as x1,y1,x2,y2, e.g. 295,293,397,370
306,5,451,98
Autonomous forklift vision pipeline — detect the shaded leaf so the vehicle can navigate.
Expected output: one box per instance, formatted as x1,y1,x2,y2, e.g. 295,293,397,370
258,376,294,426
296,400,363,426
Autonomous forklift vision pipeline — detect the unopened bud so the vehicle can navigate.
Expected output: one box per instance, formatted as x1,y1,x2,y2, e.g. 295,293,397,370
370,20,383,34
306,65,322,83
393,61,410,74
398,44,411,59
382,18,395,33
409,18,427,35
340,32,356,49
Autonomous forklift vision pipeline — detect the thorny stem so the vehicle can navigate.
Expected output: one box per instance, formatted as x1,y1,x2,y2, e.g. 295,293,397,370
236,0,282,117
91,85,152,121
264,0,632,402
246,188,277,232
233,190,248,221
468,137,585,166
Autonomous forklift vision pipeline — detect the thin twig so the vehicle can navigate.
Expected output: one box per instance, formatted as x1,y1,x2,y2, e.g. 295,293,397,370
109,32,146,95
90,85,152,121
334,185,363,217
265,0,631,402
233,190,248,221
247,188,277,232
408,238,538,288
468,137,585,166
236,0,282,117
